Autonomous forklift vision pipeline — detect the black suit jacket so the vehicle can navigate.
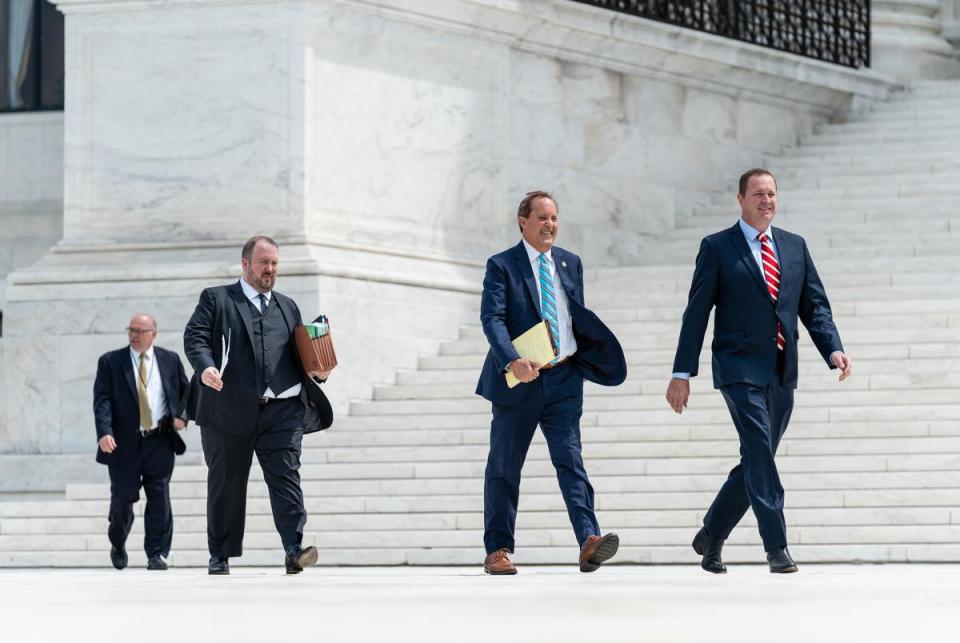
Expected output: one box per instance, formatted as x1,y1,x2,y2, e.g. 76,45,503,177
672,222,844,389
475,242,627,407
182,281,333,435
93,345,189,466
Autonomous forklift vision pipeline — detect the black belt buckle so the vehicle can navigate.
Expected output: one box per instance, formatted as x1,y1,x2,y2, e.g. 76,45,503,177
258,397,272,405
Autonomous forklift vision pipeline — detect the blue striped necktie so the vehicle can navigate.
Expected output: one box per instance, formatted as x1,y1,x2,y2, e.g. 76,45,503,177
538,253,560,363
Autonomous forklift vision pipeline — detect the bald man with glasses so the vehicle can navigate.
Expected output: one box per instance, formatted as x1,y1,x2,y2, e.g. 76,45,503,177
93,314,190,570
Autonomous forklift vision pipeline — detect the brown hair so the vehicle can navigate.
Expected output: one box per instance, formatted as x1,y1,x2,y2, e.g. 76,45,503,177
738,168,777,196
241,235,279,262
516,190,557,232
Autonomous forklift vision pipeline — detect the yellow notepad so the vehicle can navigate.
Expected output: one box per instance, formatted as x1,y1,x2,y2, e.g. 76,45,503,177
505,321,558,389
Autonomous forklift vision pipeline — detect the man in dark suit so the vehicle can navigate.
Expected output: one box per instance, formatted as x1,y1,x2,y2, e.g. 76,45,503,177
183,236,333,575
94,314,189,571
667,168,853,574
477,191,627,575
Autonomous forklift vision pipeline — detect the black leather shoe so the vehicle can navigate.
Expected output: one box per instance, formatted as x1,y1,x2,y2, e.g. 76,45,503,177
285,545,319,575
208,556,230,575
767,547,798,573
110,545,127,570
692,527,727,574
147,555,168,571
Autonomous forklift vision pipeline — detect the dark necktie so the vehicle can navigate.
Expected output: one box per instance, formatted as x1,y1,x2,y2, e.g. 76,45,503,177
257,293,268,316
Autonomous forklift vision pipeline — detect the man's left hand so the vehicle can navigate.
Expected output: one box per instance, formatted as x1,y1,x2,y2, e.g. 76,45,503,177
309,369,332,382
173,418,186,431
830,351,852,382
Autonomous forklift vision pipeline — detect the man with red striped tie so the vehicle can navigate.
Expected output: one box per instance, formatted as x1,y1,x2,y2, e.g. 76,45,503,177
666,168,853,574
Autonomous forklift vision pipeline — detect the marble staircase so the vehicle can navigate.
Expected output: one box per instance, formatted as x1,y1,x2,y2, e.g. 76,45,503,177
2,81,960,568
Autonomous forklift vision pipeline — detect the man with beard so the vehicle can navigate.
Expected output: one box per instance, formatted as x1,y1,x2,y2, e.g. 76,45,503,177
184,236,333,575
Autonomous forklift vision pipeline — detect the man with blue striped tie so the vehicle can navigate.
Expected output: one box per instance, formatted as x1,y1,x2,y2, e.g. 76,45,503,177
476,191,627,575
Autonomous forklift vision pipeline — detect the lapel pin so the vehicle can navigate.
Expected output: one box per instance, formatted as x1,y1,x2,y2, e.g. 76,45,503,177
561,261,567,268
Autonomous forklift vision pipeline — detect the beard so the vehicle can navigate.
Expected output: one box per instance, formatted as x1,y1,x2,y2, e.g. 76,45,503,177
256,273,275,291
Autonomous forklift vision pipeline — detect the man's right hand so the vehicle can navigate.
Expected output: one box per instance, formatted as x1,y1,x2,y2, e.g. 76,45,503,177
508,359,541,384
98,435,117,454
666,378,690,414
202,366,224,391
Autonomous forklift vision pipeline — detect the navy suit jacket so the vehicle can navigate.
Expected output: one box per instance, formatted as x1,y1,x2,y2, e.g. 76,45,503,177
476,242,627,407
183,282,333,435
672,222,844,389
93,345,189,466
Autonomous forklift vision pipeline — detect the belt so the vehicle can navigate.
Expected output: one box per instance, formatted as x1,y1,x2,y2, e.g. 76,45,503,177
140,426,163,438
258,396,296,405
539,355,571,371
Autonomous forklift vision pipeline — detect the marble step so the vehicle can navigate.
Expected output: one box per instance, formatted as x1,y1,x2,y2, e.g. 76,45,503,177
399,363,960,386
4,541,960,566
634,241,960,264
679,209,959,231
8,523,960,556
588,257,960,279
347,390,960,416
771,151,960,168
812,120,960,138
6,486,960,520
62,469,960,502
328,403,960,431
438,330,960,357
377,373,960,401
457,315,960,343
415,348,960,372
5,506,954,536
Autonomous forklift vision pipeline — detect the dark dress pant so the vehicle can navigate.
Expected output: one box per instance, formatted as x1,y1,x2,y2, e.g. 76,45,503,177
200,397,306,558
703,371,795,551
483,362,600,554
107,433,176,558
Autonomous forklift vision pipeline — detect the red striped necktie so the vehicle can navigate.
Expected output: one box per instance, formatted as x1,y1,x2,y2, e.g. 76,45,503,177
758,233,785,351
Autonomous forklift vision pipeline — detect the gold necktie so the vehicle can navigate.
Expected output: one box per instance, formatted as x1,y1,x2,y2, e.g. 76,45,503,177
138,352,153,430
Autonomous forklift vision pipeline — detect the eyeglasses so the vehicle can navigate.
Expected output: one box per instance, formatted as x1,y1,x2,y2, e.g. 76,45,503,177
126,327,156,336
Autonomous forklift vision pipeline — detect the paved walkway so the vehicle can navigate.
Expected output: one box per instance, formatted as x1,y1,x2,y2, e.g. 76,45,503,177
2,565,955,642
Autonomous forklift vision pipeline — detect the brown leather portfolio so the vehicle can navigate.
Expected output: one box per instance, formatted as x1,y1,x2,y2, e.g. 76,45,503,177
294,324,338,373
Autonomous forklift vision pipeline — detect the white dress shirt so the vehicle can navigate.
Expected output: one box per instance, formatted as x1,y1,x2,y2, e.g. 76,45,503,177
522,239,577,361
130,346,167,430
239,278,301,399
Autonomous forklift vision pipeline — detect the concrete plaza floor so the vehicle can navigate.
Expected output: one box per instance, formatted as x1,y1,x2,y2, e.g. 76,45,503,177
1,564,955,642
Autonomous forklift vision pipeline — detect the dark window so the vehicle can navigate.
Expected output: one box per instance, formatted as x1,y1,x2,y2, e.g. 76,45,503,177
1,0,64,112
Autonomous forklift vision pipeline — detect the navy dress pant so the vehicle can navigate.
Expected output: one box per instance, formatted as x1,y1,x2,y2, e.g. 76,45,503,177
703,375,795,551
107,433,176,558
483,362,600,554
201,397,306,559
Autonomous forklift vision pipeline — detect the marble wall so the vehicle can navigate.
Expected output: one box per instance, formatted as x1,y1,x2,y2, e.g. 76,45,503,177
0,0,893,453
0,112,64,308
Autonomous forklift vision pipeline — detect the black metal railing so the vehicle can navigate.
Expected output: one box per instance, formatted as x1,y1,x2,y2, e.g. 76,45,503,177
1,0,64,113
570,1,870,68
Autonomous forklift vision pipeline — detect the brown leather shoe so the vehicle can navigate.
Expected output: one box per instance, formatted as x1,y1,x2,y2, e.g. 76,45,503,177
579,533,619,572
483,548,517,575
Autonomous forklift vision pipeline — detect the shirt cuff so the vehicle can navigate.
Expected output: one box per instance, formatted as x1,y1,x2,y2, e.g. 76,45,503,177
671,372,691,380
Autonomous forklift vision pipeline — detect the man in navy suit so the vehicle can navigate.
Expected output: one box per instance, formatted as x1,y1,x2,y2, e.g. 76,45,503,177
667,168,853,574
477,191,627,575
94,314,189,570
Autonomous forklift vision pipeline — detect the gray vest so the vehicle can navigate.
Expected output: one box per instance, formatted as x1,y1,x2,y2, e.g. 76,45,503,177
249,296,301,396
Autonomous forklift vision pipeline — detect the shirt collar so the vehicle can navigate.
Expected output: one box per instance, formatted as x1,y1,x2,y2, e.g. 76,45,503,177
130,345,155,362
522,238,552,264
739,217,773,243
239,278,271,304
